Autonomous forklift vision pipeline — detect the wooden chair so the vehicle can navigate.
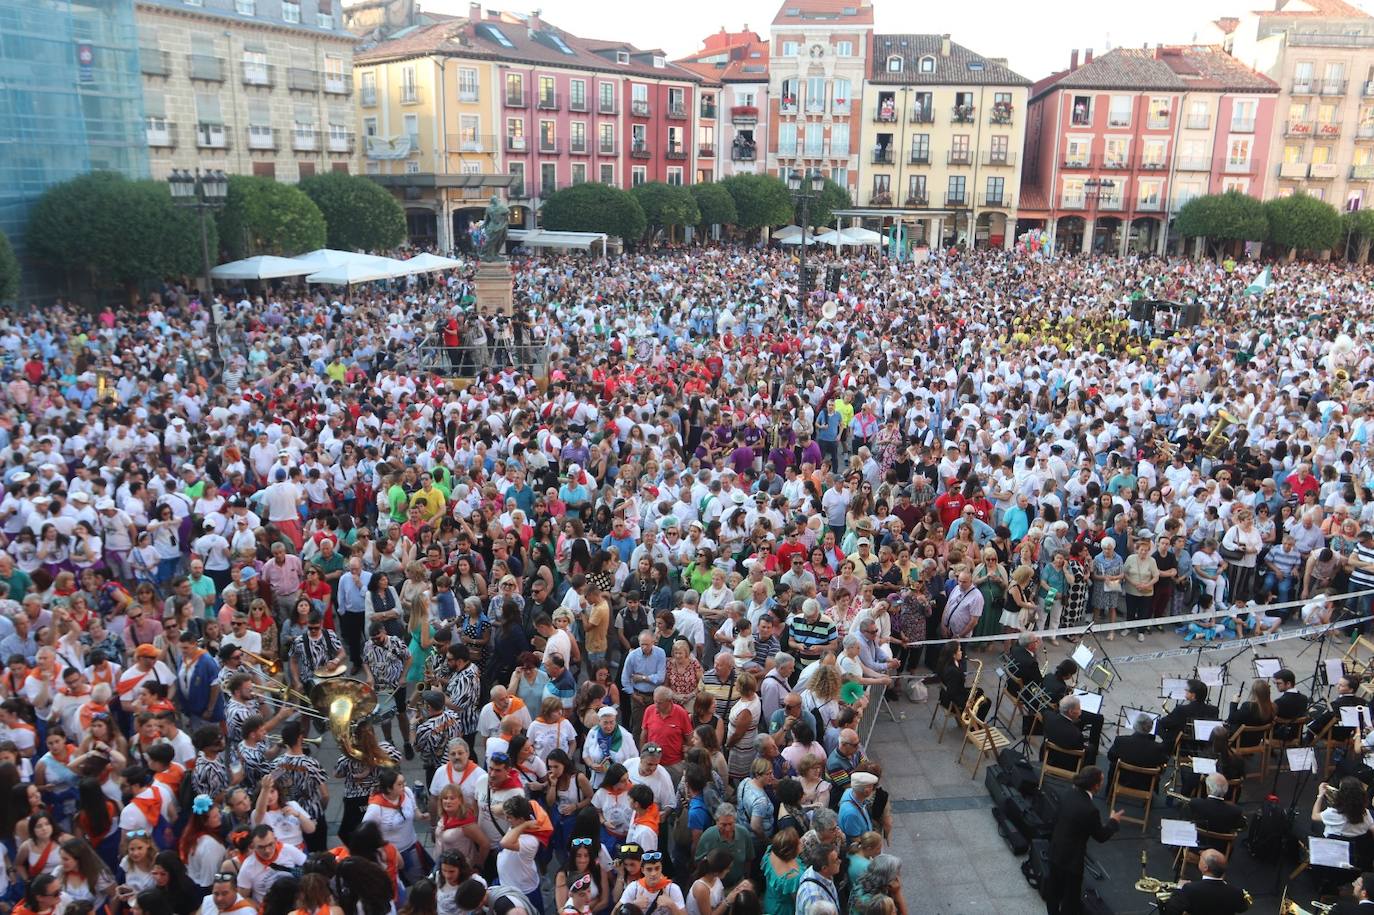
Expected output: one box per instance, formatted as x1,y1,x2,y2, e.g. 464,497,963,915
1307,717,1350,779
1176,828,1238,879
1039,740,1086,788
957,713,1011,779
1108,761,1163,833
928,687,961,744
1229,722,1273,782
1267,715,1310,781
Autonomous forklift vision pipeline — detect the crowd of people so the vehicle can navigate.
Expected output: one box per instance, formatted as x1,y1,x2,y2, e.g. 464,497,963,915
0,243,1369,915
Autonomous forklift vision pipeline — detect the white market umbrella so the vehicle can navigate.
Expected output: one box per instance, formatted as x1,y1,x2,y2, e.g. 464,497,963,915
305,261,400,285
209,255,314,280
811,230,843,246
841,227,887,246
399,252,464,274
774,225,803,242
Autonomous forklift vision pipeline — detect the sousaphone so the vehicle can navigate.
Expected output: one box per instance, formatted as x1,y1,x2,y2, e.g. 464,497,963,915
310,677,378,762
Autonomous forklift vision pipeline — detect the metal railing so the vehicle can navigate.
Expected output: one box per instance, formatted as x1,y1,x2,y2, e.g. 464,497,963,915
873,109,897,123
730,144,756,161
1185,114,1210,130
288,68,320,93
506,90,528,107
361,86,377,106
241,61,274,87
245,126,279,150
668,103,688,119
196,123,230,149
1320,79,1349,95
538,138,560,154
293,129,319,151
951,106,975,123
904,193,928,207
945,192,968,206
1352,164,1374,179
631,99,650,117
569,138,589,155
599,98,618,115
871,148,894,164
979,192,1013,208
947,150,972,166
146,122,177,148
909,150,930,165
447,133,496,153
1177,156,1211,171
909,108,935,124
412,337,553,380
630,142,651,158
324,74,352,95
981,151,1015,167
537,92,559,110
665,143,687,159
1231,118,1256,132
569,94,588,112
326,133,354,153
697,143,715,157
506,135,528,152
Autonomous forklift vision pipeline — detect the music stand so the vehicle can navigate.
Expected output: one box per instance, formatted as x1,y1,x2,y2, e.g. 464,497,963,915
1008,683,1052,758
1080,621,1121,691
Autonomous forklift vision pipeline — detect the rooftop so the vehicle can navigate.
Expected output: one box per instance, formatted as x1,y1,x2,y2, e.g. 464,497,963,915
1254,0,1370,17
771,0,875,27
868,34,1030,86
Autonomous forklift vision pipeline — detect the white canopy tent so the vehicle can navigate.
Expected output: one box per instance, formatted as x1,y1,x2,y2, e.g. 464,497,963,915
842,226,887,246
209,255,315,281
305,260,404,286
294,249,410,277
399,252,464,274
508,229,608,254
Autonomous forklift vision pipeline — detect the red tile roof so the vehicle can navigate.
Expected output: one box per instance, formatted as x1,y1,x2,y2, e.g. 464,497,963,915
1213,16,1240,33
1155,45,1278,92
1017,182,1049,213
771,0,875,27
1255,0,1369,16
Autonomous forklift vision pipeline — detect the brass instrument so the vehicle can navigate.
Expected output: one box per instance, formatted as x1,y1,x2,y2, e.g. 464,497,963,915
240,649,283,679
959,658,990,725
314,660,349,680
311,677,385,764
266,734,324,745
1203,408,1241,457
1151,431,1177,465
1134,850,1167,894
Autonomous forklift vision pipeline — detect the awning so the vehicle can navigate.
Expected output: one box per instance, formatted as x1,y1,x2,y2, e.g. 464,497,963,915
508,229,608,250
305,261,401,285
398,252,464,274
209,255,315,280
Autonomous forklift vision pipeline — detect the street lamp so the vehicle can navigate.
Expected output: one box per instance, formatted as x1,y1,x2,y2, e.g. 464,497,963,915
788,171,826,299
1084,177,1116,255
168,168,229,358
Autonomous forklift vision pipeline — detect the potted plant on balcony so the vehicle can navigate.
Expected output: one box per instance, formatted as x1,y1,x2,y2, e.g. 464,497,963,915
904,194,925,207
992,101,1012,123
872,191,893,206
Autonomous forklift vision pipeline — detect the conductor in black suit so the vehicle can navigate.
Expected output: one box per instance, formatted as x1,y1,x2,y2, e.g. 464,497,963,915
1045,765,1121,915
1158,678,1219,749
1162,849,1251,914
1333,871,1374,915
1107,713,1169,791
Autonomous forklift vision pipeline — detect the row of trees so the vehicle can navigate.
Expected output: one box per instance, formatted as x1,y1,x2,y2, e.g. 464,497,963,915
541,173,851,243
21,171,407,293
1174,189,1371,259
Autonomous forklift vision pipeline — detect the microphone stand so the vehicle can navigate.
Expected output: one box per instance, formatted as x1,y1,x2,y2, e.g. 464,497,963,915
1211,641,1254,725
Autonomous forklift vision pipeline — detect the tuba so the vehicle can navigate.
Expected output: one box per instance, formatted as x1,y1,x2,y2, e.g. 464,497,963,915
1203,408,1241,457
311,678,385,764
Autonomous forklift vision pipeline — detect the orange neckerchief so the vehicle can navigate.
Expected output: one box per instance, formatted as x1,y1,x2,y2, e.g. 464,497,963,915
46,742,76,766
182,647,206,668
367,792,406,811
638,876,671,893
154,761,185,794
88,663,115,686
632,802,660,836
445,758,478,787
527,800,554,846
130,788,162,829
254,841,285,866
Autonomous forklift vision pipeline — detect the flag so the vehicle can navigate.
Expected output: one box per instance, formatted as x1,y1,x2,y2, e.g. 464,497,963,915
1244,266,1272,296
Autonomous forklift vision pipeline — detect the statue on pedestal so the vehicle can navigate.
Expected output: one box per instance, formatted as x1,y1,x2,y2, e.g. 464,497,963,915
475,194,509,262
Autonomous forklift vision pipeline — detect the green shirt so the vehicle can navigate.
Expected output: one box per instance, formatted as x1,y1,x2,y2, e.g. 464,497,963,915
188,574,218,613
312,552,345,579
694,825,755,887
387,484,410,522
0,569,32,600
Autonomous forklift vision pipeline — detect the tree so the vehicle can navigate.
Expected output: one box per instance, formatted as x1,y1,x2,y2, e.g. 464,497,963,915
26,171,211,290
689,182,737,227
541,183,646,242
299,172,406,252
720,174,793,238
630,182,699,243
216,175,326,260
0,230,17,303
1343,208,1374,263
1265,193,1342,256
802,177,852,229
1174,191,1267,257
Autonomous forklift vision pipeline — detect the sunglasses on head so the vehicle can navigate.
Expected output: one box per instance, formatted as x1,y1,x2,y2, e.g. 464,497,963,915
641,852,663,862
571,837,593,847
214,872,237,883
128,829,150,838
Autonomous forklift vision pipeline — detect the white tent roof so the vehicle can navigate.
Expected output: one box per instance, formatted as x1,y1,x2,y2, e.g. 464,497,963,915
399,252,464,274
508,229,607,250
774,225,803,241
842,227,886,245
305,261,402,286
209,255,315,280
811,230,843,245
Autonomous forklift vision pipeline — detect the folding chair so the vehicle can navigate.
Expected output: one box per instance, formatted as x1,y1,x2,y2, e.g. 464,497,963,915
1176,828,1238,878
1108,761,1163,834
1229,722,1273,782
957,712,1011,779
1039,740,1085,788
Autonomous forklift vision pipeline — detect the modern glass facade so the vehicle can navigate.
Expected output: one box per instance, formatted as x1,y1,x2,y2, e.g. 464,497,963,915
0,0,148,264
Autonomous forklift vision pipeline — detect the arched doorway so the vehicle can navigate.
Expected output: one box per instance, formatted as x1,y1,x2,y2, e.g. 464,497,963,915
1128,216,1162,254
1093,216,1123,254
1056,215,1085,253
975,211,1009,249
405,208,437,248
452,206,485,255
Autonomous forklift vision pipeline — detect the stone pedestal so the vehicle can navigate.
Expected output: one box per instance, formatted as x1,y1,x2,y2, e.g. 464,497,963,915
473,259,514,315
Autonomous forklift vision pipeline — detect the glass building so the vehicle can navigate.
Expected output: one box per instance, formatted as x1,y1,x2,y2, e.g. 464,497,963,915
0,0,148,267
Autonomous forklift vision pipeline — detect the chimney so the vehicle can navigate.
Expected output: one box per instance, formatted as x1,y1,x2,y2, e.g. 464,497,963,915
528,8,541,34
1085,47,1093,63
1070,49,1079,70
940,34,951,57
469,2,481,21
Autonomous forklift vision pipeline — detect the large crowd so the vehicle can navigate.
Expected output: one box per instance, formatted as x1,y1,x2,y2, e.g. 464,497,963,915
0,243,1370,915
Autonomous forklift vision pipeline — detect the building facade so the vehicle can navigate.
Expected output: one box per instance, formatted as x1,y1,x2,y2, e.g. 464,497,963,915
0,0,148,267
676,28,771,179
135,0,357,183
858,34,1029,248
767,0,873,200
1228,0,1374,209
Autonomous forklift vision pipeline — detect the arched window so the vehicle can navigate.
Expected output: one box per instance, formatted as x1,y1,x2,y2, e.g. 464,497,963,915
886,55,902,72
919,56,936,73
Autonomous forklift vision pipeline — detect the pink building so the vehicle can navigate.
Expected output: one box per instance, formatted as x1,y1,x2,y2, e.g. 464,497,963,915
1020,46,1277,255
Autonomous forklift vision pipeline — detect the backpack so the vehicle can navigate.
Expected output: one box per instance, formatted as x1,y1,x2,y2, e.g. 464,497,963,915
1245,796,1288,860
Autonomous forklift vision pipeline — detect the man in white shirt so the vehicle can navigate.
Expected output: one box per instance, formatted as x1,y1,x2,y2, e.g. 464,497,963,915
237,825,307,903
200,873,257,915
625,746,676,811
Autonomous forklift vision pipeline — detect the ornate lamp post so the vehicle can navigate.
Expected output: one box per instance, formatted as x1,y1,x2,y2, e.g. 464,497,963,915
788,171,826,299
167,168,229,356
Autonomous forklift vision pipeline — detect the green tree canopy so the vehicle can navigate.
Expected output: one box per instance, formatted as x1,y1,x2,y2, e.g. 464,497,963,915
0,230,18,303
689,182,738,227
217,175,326,260
802,177,852,229
1344,207,1374,262
26,171,212,289
630,182,699,242
1175,191,1268,255
1265,193,1342,255
299,172,406,252
720,174,794,235
540,182,646,241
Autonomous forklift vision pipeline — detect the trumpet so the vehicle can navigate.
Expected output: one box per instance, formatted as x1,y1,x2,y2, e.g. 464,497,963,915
240,649,283,679
251,683,330,720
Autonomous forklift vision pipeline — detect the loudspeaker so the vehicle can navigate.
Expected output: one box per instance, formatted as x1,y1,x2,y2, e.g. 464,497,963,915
825,267,842,293
1181,302,1203,327
992,806,1031,855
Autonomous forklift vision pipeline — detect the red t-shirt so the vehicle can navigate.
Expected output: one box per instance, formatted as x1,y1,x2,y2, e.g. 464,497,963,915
640,702,693,766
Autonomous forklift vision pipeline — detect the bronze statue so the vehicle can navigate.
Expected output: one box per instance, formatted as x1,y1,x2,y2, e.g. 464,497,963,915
479,194,509,261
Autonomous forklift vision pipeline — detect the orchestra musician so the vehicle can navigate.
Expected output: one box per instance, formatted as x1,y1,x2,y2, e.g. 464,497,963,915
1307,674,1371,746
1333,871,1374,914
1183,773,1246,847
1106,714,1167,791
1272,668,1308,742
1158,679,1219,750
1041,660,1103,765
1044,694,1096,768
1161,849,1252,915
1008,633,1042,697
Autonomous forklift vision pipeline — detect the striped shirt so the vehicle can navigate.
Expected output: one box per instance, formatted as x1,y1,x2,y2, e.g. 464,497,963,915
362,634,410,693
334,741,401,798
415,709,462,768
1351,541,1374,591
446,664,482,733
269,752,328,819
787,614,838,655
189,752,230,800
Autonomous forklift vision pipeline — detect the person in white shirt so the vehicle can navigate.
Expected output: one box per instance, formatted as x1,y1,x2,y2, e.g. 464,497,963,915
221,616,263,656
495,796,543,908
362,769,427,882
199,873,257,915
236,825,307,903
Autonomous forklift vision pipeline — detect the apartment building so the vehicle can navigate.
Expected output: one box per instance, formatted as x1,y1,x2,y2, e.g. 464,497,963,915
677,28,772,179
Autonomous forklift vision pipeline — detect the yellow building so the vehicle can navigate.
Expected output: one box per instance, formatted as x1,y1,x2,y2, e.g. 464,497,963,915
856,34,1029,248
354,23,508,250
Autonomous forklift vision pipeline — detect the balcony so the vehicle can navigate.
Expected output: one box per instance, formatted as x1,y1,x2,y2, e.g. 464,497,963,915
324,73,352,95
730,143,756,161
599,97,618,115
293,129,319,152
506,90,527,108
1137,198,1163,212
869,191,893,206
241,61,274,88
245,126,278,151
146,122,176,148
1309,162,1340,179
698,143,715,158
780,97,798,115
538,138,560,154
1148,113,1171,130
196,123,229,149
1352,164,1374,180
1177,156,1212,171
873,107,897,123
904,193,928,207
1321,79,1349,96
951,105,975,124
506,135,528,152
630,142,651,159
141,50,171,77
1278,160,1309,179
666,142,688,160
537,92,559,111
948,150,972,166
456,86,479,103
801,143,827,157
1231,117,1256,133
1139,158,1169,172
804,98,825,115
186,54,224,82
631,99,650,117
1102,156,1130,170
361,86,377,106
540,182,558,197
288,68,320,93
700,102,717,119
327,133,354,153
1097,195,1124,211
1225,158,1254,174
945,192,968,207
598,141,616,156
1185,114,1210,130
1061,193,1087,209
979,192,1013,208
730,105,758,124
1070,112,1092,127
832,99,850,116
667,104,688,119
1285,120,1313,137
871,147,894,165
909,107,935,124
1289,33,1374,48
909,150,930,165
981,151,1015,167
1061,156,1093,169
1359,124,1374,139
990,103,1014,125
569,138,590,155
447,133,494,153
1317,120,1342,138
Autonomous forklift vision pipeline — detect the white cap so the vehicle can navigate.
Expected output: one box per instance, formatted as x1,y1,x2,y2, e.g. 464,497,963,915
96,499,115,510
70,492,89,503
851,771,879,788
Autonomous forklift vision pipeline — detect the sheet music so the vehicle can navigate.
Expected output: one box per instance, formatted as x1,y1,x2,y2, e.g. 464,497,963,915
1161,819,1199,848
1072,644,1094,668
1193,719,1223,741
1340,706,1370,728
1072,689,1103,715
1121,706,1159,731
1254,658,1282,678
1286,747,1318,773
1162,677,1190,700
1326,658,1347,684
1190,757,1218,775
1198,666,1224,688
1311,837,1354,868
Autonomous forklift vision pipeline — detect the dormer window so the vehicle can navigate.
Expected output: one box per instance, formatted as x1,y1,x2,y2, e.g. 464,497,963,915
919,56,935,73
886,55,902,72
616,51,629,65
653,55,665,68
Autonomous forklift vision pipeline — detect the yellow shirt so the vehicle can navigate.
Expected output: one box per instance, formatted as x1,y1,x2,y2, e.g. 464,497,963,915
833,398,855,431
409,487,446,522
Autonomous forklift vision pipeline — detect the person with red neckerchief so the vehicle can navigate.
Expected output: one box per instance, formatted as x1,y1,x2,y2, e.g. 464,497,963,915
236,824,305,904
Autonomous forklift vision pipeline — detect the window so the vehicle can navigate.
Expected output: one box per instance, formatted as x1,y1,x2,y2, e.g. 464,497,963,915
570,79,586,110
907,174,926,203
988,135,1008,163
1314,144,1333,165
1141,138,1167,168
484,25,515,49
1222,177,1250,195
572,163,587,184
1148,96,1171,129
1138,178,1163,208
540,162,556,195
242,50,269,85
403,113,418,151
947,175,966,204
1294,61,1314,90
1180,138,1206,166
834,40,853,56
1187,99,1209,129
1108,95,1132,128
1324,61,1347,92
806,77,826,113
1228,136,1252,167
886,55,902,73
616,51,630,65
363,117,377,137
460,161,481,175
571,121,586,152
1232,99,1257,131
458,115,480,150
832,78,851,111
509,162,525,196
985,176,1005,204
1175,180,1203,206
599,82,615,113
781,78,798,111
1062,176,1086,206
547,33,576,55
506,72,524,105
247,100,272,148
782,41,799,56
401,66,418,104
459,68,479,101
539,76,556,108
235,0,254,14
632,83,648,104
951,134,970,157
600,163,614,184
830,167,848,190
830,123,849,155
653,55,666,69
918,56,935,73
804,122,823,156
324,56,345,93
872,174,891,196
507,117,525,150
631,123,647,151
317,8,332,28
667,167,683,186
1103,136,1130,167
599,122,615,153
910,133,930,163
632,166,646,186
539,120,556,151
698,124,714,151
778,124,797,155
1064,135,1091,165
282,0,300,23
1283,143,1304,164
360,71,377,106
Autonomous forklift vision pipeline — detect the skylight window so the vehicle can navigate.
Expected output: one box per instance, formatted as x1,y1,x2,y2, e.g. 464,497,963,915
482,24,514,48
546,32,575,55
